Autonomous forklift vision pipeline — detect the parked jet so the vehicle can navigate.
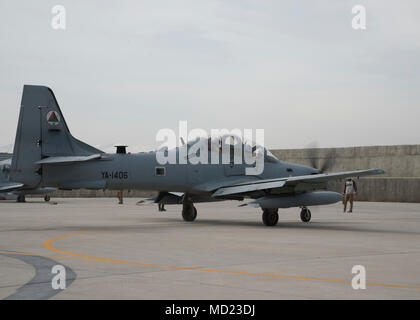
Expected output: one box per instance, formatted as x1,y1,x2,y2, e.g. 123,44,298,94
0,158,55,202
9,85,384,225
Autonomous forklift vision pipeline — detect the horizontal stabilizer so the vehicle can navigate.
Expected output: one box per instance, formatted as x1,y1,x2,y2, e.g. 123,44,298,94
0,182,24,192
35,154,102,165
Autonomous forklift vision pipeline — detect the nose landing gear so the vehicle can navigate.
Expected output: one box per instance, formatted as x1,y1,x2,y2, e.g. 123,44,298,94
300,207,311,222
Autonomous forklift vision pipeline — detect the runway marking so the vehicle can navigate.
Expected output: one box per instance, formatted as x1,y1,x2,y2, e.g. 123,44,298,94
0,251,76,300
42,226,420,291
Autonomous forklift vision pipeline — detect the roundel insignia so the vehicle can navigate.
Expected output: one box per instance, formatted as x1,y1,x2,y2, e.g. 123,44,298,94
46,111,60,125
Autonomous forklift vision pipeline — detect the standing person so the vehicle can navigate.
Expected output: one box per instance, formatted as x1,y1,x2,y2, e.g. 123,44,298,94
343,178,357,213
117,190,123,204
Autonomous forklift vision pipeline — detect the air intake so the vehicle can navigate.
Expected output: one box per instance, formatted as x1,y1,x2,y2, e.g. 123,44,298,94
115,145,127,154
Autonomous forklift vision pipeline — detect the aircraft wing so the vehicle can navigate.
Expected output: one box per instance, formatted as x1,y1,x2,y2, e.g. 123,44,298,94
0,182,24,192
35,154,102,165
212,169,385,197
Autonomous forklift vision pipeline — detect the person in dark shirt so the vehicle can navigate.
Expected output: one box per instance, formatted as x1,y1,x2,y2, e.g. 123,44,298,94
117,190,123,204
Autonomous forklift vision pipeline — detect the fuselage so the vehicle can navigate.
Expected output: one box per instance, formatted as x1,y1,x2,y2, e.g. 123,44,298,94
40,150,318,195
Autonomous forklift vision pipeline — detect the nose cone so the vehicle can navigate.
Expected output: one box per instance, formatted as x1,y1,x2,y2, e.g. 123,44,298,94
297,163,321,175
297,164,320,175
311,167,322,175
281,162,321,176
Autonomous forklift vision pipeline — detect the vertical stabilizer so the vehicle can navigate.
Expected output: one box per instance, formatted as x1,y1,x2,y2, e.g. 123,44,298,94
10,85,102,188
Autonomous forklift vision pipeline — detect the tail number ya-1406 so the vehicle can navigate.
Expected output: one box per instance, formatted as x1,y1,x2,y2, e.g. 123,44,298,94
101,171,128,179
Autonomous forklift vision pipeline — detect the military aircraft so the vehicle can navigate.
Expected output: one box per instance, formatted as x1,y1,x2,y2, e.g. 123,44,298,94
0,158,55,202
8,85,384,225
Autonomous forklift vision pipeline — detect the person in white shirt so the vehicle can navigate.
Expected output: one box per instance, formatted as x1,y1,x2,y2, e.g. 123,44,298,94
343,178,357,213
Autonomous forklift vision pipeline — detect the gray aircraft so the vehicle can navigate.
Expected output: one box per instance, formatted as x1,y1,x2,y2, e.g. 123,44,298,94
0,158,55,202
8,85,384,225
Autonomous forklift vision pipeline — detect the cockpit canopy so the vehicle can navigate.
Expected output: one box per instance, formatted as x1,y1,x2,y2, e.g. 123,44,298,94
184,134,278,162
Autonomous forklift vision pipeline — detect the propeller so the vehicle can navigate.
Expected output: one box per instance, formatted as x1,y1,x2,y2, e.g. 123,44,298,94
305,142,337,214
306,142,336,173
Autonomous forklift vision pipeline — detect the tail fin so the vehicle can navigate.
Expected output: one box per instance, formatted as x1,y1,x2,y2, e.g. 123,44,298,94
10,85,102,188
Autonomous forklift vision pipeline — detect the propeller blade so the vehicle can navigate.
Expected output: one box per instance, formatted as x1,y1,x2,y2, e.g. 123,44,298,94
319,149,336,173
305,142,336,173
305,141,319,170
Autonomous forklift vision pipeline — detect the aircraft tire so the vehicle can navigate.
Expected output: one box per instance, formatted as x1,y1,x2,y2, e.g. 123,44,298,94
44,195,51,202
262,209,279,226
182,203,197,222
17,194,25,203
300,207,311,222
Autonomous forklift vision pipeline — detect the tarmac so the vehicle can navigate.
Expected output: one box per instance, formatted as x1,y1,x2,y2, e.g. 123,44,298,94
0,198,419,299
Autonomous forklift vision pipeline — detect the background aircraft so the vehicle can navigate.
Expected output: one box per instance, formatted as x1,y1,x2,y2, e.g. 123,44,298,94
0,158,55,202
9,85,384,225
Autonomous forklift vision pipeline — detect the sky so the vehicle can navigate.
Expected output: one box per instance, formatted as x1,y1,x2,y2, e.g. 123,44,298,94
0,1,419,153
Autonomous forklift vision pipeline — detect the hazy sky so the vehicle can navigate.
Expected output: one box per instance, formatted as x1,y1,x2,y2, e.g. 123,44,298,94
1,1,419,153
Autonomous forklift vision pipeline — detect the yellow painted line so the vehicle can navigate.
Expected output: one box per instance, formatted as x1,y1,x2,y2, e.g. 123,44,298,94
42,227,420,291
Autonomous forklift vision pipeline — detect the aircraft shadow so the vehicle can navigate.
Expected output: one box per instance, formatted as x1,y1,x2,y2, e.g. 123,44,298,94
156,217,420,236
0,216,417,236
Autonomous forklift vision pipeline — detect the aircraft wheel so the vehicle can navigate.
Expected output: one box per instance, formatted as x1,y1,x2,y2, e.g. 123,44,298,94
182,203,197,222
262,208,279,226
300,207,311,222
17,194,25,203
44,195,51,202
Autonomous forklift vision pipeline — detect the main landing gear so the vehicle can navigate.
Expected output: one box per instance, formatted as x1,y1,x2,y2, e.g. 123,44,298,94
261,207,311,226
300,207,311,222
44,195,51,202
182,202,197,222
262,208,279,226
